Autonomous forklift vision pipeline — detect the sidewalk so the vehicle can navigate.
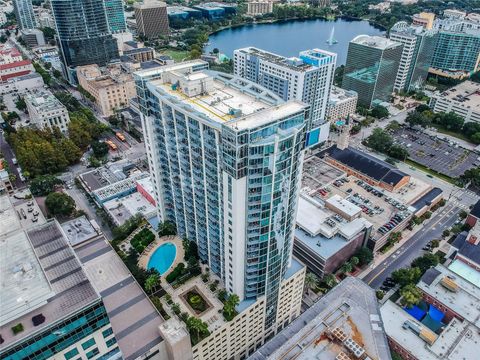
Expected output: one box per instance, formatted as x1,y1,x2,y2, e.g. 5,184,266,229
357,222,426,280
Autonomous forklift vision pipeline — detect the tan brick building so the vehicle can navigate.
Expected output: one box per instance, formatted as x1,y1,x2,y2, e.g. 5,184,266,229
76,64,136,117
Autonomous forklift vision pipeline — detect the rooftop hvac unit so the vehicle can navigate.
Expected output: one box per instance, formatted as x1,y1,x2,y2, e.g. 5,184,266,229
441,276,459,292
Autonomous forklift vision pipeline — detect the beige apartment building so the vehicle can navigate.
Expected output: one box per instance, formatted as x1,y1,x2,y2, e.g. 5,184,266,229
77,64,136,117
247,1,273,16
134,0,169,39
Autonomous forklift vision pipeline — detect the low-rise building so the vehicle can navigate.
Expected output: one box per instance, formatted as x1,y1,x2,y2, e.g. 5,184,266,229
0,56,34,82
0,72,44,95
383,263,480,360
429,81,480,123
466,199,480,227
412,12,435,29
77,64,136,117
124,46,156,63
20,28,45,47
0,45,23,65
250,277,392,360
25,89,70,132
327,86,358,121
449,221,480,273
246,0,273,16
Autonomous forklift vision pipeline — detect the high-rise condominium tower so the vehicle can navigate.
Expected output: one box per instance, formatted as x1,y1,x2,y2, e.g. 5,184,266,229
342,35,403,108
51,0,119,83
135,61,309,329
389,22,438,92
233,47,336,146
134,0,169,39
13,0,36,30
104,0,127,33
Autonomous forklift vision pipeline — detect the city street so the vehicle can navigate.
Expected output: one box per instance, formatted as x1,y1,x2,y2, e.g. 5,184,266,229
362,201,462,289
0,131,25,189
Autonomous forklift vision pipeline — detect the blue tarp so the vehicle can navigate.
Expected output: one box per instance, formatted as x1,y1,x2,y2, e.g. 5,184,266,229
428,304,445,323
404,305,426,321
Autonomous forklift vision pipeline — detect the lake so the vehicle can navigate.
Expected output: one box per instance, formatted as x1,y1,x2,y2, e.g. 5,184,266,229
205,18,385,66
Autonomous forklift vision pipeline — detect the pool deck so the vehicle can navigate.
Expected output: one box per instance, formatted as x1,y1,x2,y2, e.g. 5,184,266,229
138,235,184,278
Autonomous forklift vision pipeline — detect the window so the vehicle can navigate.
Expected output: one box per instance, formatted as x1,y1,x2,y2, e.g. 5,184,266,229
102,328,113,338
86,348,99,359
106,337,117,347
64,348,79,360
81,338,96,350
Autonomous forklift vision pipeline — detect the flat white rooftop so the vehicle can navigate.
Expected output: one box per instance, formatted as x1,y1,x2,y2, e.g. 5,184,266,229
0,230,54,326
381,300,480,360
351,34,402,50
418,265,480,328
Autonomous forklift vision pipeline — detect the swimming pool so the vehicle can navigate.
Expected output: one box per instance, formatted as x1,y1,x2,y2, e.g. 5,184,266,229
147,242,176,275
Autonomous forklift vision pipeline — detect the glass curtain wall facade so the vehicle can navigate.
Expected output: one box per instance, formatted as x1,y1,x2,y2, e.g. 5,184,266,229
13,0,36,29
51,0,119,80
1,301,110,360
431,30,480,74
342,36,403,107
135,63,309,330
104,0,127,33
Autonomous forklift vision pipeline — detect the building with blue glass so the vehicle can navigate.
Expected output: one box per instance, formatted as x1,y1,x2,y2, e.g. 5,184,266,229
51,0,119,83
0,211,116,360
193,2,237,20
389,21,438,92
104,0,127,33
13,0,36,30
135,61,308,332
233,47,337,146
342,35,403,108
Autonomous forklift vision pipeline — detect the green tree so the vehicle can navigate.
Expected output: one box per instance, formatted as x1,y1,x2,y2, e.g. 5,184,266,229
223,294,240,321
350,256,359,267
406,111,430,128
340,262,353,275
45,192,76,217
366,128,393,153
376,290,384,300
388,145,409,160
411,253,439,274
15,96,26,112
186,316,210,344
158,221,176,236
370,105,389,119
145,273,160,294
392,267,421,287
30,175,63,196
91,141,109,158
304,272,319,293
400,284,422,308
323,274,337,288
41,27,56,40
356,247,373,265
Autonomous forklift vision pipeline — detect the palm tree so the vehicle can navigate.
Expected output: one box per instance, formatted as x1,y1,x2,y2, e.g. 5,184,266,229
145,273,160,294
340,262,353,275
350,256,359,267
186,317,209,344
223,294,240,320
323,274,337,288
304,272,319,294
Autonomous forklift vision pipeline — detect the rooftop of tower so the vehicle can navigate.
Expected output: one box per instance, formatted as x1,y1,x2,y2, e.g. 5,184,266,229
235,46,337,71
141,62,307,129
351,35,402,50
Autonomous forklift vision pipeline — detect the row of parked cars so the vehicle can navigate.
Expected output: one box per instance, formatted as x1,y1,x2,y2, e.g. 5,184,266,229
380,277,396,292
378,211,410,235
355,180,385,198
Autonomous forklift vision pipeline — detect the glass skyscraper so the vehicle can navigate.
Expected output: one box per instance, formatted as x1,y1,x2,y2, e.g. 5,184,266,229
389,21,438,92
342,35,403,108
51,0,119,82
13,0,36,30
104,0,127,33
135,61,309,329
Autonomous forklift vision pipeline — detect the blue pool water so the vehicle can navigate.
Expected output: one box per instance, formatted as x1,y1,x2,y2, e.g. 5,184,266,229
147,243,176,275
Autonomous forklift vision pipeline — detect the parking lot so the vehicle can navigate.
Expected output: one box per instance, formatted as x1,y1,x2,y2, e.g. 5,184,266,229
392,128,479,178
320,176,412,236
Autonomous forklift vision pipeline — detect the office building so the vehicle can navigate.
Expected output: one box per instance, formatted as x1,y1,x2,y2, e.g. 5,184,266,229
234,47,336,145
51,0,119,83
77,63,136,117
389,22,438,92
342,35,403,108
25,88,71,132
13,0,36,30
0,196,116,360
104,0,127,33
327,86,358,121
429,81,480,123
135,60,308,340
247,0,274,16
250,277,392,360
412,12,435,29
193,2,237,20
167,6,202,21
20,28,46,47
134,0,169,39
430,17,480,78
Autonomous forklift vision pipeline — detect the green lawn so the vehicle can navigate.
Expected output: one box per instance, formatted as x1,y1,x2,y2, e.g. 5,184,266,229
404,159,458,185
429,124,473,144
159,49,190,63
